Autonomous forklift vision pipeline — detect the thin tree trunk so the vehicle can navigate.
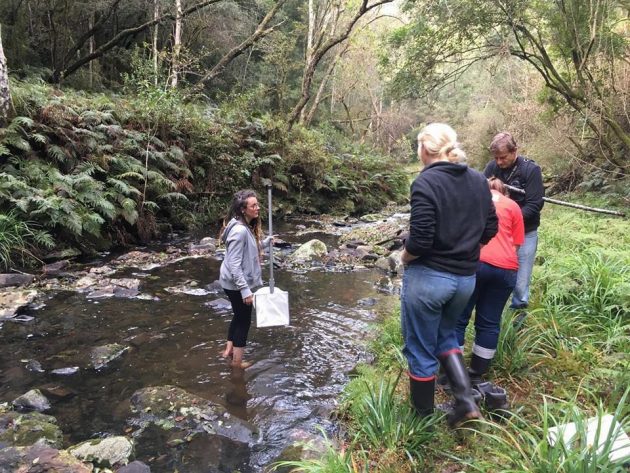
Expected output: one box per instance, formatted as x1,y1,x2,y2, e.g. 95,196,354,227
50,0,221,83
189,0,286,94
0,25,11,126
171,0,182,88
287,0,393,129
153,0,159,85
88,13,95,88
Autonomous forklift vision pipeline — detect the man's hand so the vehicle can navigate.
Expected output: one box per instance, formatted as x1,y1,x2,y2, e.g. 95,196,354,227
400,248,418,265
243,295,254,305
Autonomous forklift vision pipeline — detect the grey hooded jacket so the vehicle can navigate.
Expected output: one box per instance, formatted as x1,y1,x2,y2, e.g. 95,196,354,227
219,218,271,298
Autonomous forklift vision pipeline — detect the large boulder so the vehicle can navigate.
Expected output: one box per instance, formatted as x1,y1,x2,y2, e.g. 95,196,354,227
289,239,328,262
68,436,134,468
0,408,63,448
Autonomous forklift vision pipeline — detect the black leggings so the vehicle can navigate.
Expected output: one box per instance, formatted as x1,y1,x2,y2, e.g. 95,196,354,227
224,289,253,348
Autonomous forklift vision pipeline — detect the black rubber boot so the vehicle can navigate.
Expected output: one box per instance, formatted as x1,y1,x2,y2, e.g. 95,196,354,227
476,382,510,421
440,351,482,427
469,353,492,387
409,377,435,417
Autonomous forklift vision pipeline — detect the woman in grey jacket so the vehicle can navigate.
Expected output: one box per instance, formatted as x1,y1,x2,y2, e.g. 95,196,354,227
219,189,271,369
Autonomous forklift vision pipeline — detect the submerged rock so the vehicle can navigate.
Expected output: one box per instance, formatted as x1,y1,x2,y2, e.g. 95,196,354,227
0,408,63,448
68,435,134,468
12,390,51,413
51,366,80,376
129,385,257,445
117,460,151,472
91,343,129,370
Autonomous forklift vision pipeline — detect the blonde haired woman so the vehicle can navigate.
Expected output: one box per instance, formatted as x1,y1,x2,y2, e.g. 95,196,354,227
401,123,498,426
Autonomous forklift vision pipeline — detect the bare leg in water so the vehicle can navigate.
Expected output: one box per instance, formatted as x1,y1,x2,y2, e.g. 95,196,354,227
221,341,233,358
231,347,252,369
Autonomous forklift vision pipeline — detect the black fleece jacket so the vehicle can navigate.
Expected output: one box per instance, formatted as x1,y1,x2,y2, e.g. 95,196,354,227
405,161,498,276
484,156,544,233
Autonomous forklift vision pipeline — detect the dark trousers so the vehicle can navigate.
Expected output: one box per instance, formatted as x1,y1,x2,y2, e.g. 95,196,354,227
456,262,517,357
224,289,253,348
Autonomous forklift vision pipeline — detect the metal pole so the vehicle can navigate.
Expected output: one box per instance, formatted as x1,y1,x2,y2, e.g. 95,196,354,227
267,184,275,293
504,184,626,217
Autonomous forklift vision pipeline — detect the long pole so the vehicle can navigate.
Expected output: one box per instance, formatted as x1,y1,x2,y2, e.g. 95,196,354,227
504,184,626,217
267,184,275,293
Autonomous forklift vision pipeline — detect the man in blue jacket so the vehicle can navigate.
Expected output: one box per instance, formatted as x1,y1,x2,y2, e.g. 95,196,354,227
484,132,544,311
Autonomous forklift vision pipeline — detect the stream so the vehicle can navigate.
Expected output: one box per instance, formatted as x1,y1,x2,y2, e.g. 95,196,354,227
0,223,400,472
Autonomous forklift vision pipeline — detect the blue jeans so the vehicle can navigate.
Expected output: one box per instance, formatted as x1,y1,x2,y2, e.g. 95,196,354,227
401,264,476,378
456,263,517,359
511,230,538,309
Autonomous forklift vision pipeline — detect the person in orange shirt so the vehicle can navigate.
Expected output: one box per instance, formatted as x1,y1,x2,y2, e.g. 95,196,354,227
455,178,525,384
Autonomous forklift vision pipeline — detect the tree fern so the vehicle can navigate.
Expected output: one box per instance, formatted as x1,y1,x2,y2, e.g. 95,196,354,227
46,144,68,163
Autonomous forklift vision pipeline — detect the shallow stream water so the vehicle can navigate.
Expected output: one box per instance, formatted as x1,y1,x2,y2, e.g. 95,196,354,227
0,226,398,472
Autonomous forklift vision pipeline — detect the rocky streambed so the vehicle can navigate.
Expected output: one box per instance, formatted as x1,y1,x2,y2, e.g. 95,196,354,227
0,208,409,472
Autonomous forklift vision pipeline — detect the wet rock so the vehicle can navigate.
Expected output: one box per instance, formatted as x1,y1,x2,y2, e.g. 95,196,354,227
272,238,292,248
0,444,92,472
91,343,129,370
39,384,76,401
340,220,407,248
44,247,82,260
289,239,328,263
23,359,44,373
359,213,384,222
129,385,257,445
0,407,63,448
77,277,141,299
68,435,134,468
205,298,231,311
8,314,35,323
358,297,377,307
12,389,51,412
0,273,35,288
204,280,223,294
388,250,404,274
50,366,80,376
0,289,38,320
117,460,151,473
42,260,69,276
272,429,330,473
189,238,216,256
164,282,210,296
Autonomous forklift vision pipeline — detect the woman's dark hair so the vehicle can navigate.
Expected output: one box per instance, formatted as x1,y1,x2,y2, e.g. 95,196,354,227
219,189,263,247
488,177,508,195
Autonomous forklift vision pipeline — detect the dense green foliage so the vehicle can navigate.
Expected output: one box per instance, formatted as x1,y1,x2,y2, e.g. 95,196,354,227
0,78,407,270
278,202,630,471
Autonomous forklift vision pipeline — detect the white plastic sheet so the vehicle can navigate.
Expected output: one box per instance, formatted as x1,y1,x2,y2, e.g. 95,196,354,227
254,286,289,327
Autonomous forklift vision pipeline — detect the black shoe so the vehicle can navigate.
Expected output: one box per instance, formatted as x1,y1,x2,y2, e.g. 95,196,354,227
512,311,528,329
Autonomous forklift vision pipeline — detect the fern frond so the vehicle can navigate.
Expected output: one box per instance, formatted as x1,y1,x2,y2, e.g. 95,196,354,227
46,145,68,163
158,192,188,202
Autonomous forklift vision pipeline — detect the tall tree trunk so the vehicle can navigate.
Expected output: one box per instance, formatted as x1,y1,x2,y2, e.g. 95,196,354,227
171,0,182,88
88,13,95,88
0,25,11,126
153,0,159,85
